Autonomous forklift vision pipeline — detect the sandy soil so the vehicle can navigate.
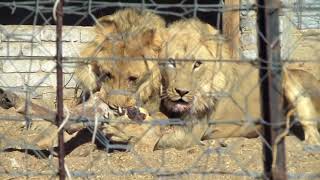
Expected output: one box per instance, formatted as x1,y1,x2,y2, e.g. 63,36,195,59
0,106,319,180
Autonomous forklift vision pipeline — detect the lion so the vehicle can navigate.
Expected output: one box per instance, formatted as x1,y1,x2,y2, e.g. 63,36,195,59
74,8,165,113
155,19,256,149
0,8,167,122
0,8,167,150
105,19,245,150
104,18,320,151
158,18,320,146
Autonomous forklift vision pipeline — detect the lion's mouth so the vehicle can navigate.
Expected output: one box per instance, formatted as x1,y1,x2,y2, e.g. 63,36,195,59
164,99,192,114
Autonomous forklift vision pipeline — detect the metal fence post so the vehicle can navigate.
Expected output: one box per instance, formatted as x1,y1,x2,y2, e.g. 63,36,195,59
256,0,287,179
55,0,66,179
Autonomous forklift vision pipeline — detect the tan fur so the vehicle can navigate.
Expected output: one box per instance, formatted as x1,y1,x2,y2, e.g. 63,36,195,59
2,17,319,151
282,69,320,144
155,19,242,149
159,19,234,116
0,9,167,150
157,19,320,146
74,8,165,109
106,19,320,151
107,19,239,150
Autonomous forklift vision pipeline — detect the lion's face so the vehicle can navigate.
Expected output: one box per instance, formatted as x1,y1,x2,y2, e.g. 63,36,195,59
97,58,157,109
159,19,231,118
92,29,162,109
159,44,222,117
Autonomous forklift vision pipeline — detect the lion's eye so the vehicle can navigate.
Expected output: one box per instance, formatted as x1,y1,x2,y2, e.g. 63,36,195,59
128,76,138,82
193,60,202,70
167,58,176,68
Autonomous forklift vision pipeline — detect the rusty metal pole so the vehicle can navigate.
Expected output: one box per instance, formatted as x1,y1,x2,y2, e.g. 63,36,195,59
256,0,287,179
223,0,240,59
55,0,66,179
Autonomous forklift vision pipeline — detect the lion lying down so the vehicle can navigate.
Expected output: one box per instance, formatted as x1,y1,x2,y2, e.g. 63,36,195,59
104,19,320,150
0,8,166,150
1,18,320,152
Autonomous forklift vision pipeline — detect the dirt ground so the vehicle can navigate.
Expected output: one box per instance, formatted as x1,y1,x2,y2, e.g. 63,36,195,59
0,106,319,180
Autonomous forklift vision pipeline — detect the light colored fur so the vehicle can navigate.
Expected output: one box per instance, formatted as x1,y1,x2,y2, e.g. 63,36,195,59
106,19,238,150
282,69,320,144
2,16,319,151
106,19,320,151
158,19,320,147
156,19,242,149
74,8,165,109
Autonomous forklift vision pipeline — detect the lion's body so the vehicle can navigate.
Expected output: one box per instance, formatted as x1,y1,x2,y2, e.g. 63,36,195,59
155,19,320,149
203,63,262,139
104,18,320,151
155,19,239,149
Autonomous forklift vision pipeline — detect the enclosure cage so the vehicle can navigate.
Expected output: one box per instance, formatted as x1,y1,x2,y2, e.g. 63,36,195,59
0,0,320,179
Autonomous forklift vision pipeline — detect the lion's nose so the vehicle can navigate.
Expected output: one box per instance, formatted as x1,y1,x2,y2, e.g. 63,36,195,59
175,88,189,97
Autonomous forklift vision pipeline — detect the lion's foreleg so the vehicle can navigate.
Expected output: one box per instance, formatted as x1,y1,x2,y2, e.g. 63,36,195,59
155,128,192,150
103,110,164,152
155,120,206,150
284,71,320,145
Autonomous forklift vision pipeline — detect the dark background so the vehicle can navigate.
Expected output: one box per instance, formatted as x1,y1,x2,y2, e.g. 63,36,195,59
0,0,223,29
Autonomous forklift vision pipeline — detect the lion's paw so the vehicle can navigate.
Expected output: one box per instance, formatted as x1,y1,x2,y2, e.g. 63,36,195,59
304,129,320,145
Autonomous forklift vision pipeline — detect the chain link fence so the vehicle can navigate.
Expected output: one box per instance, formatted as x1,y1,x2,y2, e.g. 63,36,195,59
0,0,320,179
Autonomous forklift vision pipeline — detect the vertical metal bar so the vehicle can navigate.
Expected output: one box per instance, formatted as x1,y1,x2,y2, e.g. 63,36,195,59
297,0,302,30
55,0,65,179
223,0,240,59
256,0,287,179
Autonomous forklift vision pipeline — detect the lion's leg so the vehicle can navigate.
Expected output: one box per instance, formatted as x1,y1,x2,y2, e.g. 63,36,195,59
294,99,320,144
135,112,166,152
155,128,192,150
284,70,320,145
103,110,205,151
154,118,206,150
139,116,206,150
103,111,165,152
128,122,161,152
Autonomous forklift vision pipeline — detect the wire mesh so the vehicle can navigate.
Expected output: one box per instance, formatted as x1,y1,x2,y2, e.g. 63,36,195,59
0,0,320,179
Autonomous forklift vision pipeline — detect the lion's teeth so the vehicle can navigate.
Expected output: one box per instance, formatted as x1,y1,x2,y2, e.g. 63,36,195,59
118,107,122,114
104,112,109,119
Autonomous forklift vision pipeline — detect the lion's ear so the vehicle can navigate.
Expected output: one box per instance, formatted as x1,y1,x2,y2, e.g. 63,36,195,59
205,23,220,35
141,29,156,46
74,62,100,92
200,23,232,59
141,29,168,48
201,30,231,59
95,17,118,36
